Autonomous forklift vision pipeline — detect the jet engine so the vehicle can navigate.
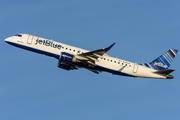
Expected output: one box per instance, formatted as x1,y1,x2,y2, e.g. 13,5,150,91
59,52,79,63
57,61,77,70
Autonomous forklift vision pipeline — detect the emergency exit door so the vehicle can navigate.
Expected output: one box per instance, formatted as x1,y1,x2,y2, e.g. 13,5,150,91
27,35,33,44
133,63,139,73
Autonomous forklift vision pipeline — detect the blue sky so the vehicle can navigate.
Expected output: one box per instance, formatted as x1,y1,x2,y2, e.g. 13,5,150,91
0,0,180,120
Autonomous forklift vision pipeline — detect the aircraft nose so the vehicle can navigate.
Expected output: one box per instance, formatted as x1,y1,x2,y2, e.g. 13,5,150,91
5,37,12,43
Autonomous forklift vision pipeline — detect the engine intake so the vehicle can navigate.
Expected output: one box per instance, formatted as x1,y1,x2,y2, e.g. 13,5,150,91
59,52,77,63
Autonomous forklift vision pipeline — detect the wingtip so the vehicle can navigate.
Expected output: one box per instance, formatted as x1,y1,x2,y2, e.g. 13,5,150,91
105,43,116,51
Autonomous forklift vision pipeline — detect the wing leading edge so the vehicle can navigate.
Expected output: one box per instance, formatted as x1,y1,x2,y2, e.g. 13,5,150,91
78,43,115,61
73,43,115,74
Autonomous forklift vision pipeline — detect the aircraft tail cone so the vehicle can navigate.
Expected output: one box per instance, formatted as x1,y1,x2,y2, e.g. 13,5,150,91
166,75,174,79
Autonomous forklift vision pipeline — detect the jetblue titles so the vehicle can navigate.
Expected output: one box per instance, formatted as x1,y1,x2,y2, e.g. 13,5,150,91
154,62,168,68
35,39,61,49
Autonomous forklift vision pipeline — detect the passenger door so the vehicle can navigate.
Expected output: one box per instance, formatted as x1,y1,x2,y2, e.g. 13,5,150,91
133,63,139,73
27,35,34,44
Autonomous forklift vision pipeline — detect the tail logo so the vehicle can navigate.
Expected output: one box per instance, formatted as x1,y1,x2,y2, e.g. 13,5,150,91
142,48,178,71
154,62,168,68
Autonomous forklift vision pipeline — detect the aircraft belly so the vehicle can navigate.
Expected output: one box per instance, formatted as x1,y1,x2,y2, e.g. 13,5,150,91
95,62,135,77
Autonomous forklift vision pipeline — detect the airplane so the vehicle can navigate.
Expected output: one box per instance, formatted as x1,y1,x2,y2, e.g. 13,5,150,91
5,34,178,79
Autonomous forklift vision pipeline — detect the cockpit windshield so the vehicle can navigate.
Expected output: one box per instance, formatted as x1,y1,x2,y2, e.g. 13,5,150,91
15,34,22,37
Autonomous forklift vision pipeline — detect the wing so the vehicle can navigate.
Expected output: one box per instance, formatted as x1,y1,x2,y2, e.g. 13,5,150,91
87,69,100,74
72,43,115,74
78,43,115,62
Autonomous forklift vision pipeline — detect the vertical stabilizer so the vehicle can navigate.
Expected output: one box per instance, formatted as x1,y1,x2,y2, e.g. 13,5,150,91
141,49,178,71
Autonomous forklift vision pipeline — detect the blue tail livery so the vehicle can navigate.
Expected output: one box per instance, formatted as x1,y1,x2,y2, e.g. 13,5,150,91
141,49,178,71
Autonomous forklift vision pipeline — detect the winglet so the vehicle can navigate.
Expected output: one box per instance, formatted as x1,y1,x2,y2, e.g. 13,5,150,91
105,43,116,51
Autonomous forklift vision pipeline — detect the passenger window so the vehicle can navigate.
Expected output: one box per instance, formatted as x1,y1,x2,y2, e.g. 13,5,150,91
73,50,75,52
104,58,106,60
70,49,71,51
114,61,116,63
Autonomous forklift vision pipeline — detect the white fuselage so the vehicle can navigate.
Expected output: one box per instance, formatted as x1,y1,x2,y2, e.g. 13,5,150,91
5,34,168,79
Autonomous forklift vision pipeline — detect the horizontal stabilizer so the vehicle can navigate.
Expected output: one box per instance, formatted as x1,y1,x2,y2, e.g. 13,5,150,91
153,69,175,75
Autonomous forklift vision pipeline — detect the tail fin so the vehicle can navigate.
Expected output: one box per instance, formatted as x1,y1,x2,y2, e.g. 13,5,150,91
141,48,178,71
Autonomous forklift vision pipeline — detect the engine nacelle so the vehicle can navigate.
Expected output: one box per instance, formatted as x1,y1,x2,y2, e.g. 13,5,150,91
59,52,77,63
57,61,77,70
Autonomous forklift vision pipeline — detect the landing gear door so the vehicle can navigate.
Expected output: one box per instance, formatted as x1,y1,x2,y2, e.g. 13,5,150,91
27,35,33,44
133,63,139,73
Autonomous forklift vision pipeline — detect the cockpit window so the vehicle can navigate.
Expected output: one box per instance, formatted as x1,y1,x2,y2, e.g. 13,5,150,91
15,34,22,37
